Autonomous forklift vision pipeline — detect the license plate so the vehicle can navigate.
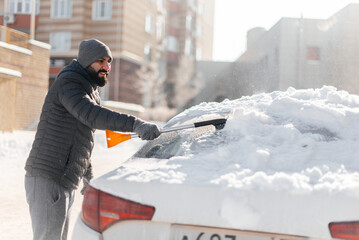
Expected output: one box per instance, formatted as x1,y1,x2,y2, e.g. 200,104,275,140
170,224,307,240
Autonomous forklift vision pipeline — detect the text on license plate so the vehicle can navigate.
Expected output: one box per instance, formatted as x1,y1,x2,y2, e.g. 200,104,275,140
171,225,307,240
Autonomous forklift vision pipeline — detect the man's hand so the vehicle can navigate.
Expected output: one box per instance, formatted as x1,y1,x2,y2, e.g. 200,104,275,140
133,119,161,140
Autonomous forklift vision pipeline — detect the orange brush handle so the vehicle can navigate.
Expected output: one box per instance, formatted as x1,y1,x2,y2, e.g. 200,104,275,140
105,130,137,148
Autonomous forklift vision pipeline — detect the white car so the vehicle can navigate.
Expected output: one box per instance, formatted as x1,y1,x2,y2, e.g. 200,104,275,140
71,87,359,240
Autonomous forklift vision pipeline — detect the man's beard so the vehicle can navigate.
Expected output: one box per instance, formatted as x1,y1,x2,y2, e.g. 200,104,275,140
86,66,108,87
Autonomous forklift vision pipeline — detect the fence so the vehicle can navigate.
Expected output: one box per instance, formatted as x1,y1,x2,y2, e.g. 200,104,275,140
0,25,29,48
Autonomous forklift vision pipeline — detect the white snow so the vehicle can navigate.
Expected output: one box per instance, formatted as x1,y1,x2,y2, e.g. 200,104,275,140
103,86,359,194
0,129,145,240
2,85,359,239
93,86,359,238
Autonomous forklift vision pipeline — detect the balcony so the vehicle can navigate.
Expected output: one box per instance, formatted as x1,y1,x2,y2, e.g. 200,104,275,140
169,1,180,13
0,25,29,48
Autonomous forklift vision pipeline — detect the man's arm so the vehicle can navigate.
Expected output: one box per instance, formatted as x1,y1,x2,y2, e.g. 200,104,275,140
58,79,135,132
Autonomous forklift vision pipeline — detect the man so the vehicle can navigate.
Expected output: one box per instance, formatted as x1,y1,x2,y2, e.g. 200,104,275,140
24,39,161,240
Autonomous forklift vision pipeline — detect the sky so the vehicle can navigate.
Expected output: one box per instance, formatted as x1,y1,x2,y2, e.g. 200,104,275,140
213,0,359,61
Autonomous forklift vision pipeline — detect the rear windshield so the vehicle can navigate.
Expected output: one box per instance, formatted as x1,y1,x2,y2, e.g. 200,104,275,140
133,125,221,159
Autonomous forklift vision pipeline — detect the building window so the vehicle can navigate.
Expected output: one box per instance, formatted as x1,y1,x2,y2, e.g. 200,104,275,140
50,32,71,52
167,36,178,52
145,15,153,34
51,0,72,19
188,0,196,11
144,45,152,62
9,0,39,14
197,3,204,15
92,0,112,20
51,59,66,67
142,78,152,108
185,38,193,56
186,14,195,35
156,20,163,40
307,47,320,61
197,24,203,38
196,47,202,60
186,15,193,31
157,0,163,10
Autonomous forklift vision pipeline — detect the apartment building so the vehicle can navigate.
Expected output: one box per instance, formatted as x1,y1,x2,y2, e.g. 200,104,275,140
0,28,50,131
192,3,359,106
165,0,214,109
0,0,40,33
236,3,359,96
34,0,168,108
1,0,215,112
195,0,214,61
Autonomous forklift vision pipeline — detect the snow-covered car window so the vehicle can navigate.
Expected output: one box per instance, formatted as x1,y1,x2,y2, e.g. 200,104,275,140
134,125,219,159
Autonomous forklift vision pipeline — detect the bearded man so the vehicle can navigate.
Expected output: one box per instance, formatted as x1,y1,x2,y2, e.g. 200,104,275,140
24,39,161,240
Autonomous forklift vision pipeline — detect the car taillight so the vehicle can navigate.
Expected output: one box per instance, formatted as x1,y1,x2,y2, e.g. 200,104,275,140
329,221,359,240
81,185,155,233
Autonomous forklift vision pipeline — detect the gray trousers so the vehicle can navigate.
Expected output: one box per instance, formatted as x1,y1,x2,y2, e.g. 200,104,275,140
25,174,75,240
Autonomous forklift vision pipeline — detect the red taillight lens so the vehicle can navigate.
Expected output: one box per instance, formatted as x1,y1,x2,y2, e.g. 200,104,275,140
329,221,359,240
81,185,155,233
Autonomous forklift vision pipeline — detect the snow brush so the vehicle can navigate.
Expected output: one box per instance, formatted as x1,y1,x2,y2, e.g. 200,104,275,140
105,118,227,148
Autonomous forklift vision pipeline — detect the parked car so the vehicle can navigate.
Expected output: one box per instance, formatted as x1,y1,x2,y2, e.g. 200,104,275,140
71,88,359,240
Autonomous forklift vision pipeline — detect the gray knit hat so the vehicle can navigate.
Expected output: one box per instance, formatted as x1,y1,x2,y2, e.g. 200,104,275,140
77,39,112,68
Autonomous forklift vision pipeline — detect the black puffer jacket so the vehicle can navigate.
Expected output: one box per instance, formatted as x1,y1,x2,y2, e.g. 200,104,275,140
25,60,135,190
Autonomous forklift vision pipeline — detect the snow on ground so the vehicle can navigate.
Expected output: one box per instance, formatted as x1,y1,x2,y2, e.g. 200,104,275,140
1,85,359,239
0,129,145,240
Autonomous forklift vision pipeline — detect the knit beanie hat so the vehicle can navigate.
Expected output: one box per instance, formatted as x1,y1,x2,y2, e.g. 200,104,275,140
77,39,112,68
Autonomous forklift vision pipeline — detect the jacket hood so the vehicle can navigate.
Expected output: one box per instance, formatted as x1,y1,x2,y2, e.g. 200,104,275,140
57,59,98,88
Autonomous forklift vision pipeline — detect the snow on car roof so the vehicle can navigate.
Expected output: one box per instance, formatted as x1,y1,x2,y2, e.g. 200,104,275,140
103,86,359,197
91,86,359,238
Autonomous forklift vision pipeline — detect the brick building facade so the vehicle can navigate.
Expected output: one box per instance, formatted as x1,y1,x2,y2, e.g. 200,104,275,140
0,34,50,131
1,0,215,112
193,3,359,106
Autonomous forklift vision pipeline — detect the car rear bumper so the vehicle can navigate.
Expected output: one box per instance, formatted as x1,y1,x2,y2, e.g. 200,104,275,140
72,216,313,240
71,215,102,240
71,217,171,240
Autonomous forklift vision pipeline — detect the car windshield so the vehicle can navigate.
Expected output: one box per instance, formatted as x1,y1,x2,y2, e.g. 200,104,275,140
134,125,222,159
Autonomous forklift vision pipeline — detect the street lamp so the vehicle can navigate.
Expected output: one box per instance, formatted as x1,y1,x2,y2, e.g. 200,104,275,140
30,0,36,39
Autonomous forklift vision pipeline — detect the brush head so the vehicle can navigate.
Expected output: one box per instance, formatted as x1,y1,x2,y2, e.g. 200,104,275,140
105,130,132,148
